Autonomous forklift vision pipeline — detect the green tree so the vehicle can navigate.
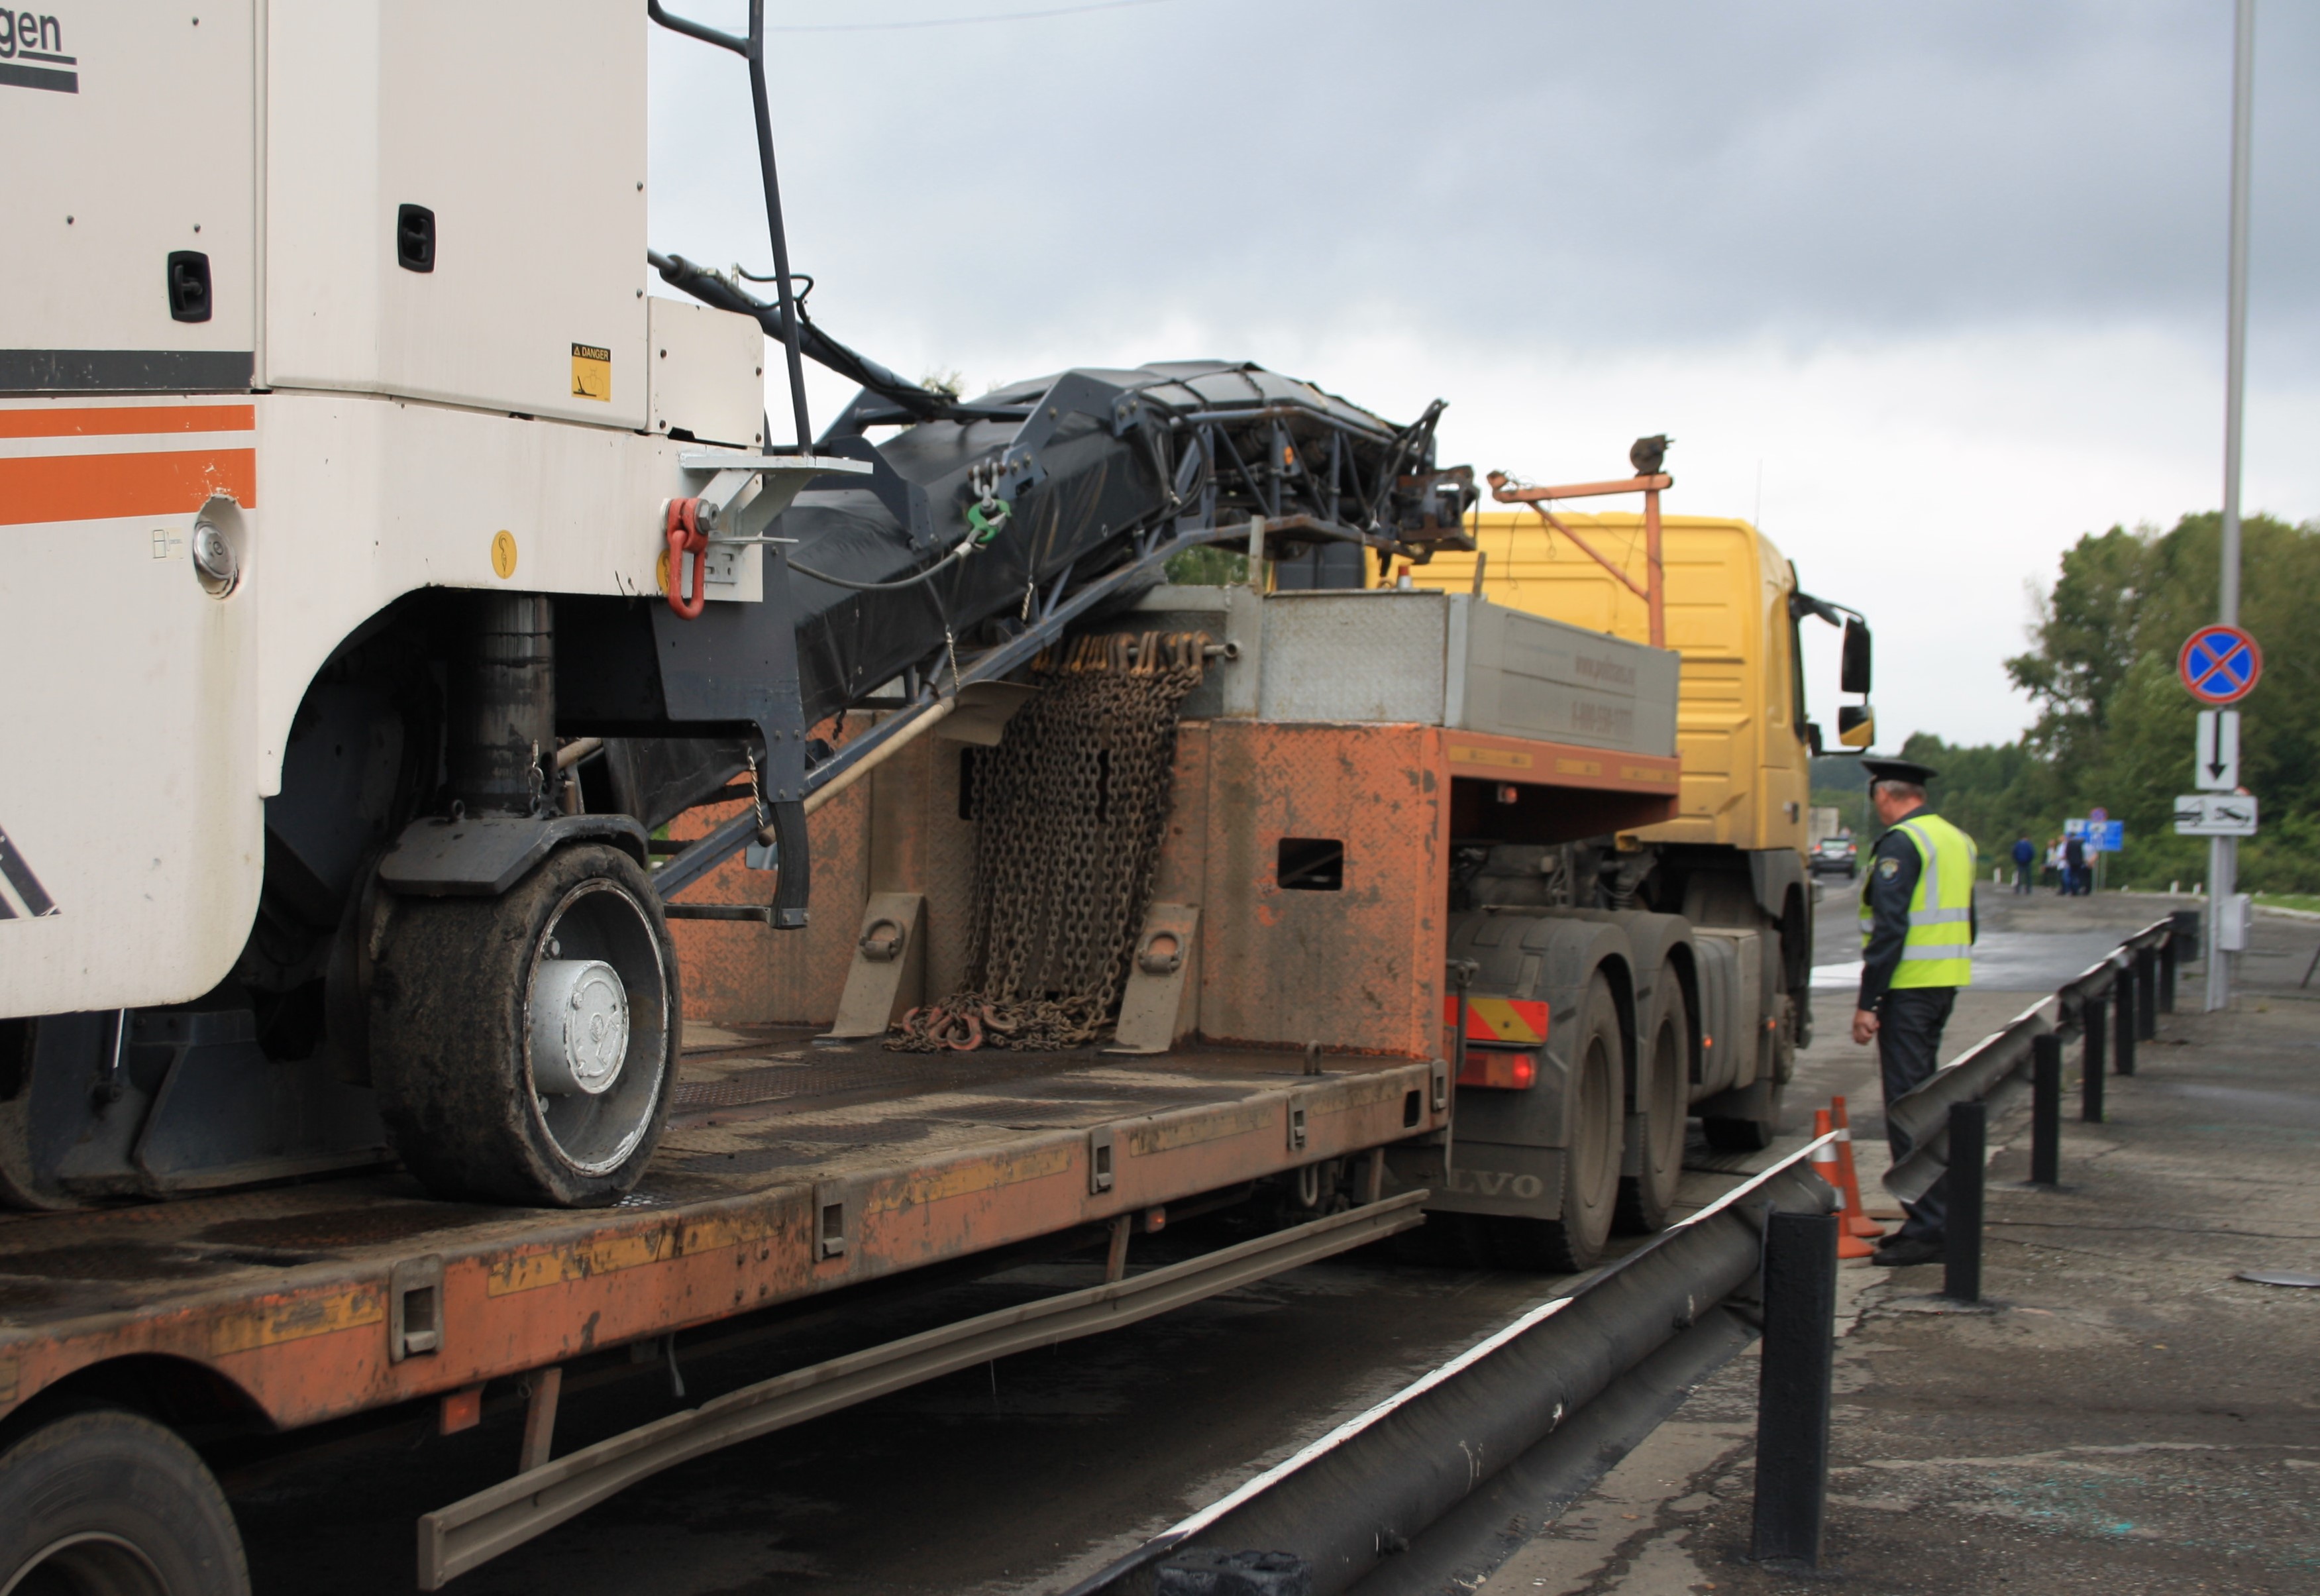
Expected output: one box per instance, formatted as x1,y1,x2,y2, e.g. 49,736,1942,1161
1976,510,2320,890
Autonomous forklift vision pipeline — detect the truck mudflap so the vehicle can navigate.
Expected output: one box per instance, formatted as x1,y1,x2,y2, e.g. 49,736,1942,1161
1437,1141,1564,1217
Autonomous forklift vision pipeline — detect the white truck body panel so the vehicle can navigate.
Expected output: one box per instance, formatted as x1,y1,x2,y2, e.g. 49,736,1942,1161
0,2,258,381
264,0,648,426
0,3,786,1017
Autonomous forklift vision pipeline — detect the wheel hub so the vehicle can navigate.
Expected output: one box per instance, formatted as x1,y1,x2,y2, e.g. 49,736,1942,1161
529,958,630,1095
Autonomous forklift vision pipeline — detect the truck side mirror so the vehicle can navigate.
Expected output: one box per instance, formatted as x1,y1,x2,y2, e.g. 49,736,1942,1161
1838,704,1875,749
1840,619,1872,695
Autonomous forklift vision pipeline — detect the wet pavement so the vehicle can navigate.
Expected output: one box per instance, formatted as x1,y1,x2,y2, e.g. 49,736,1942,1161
1476,896,2320,1596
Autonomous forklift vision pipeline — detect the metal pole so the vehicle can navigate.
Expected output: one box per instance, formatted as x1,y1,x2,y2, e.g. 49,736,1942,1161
1942,1102,1985,1304
2209,0,2255,1014
2030,1034,2062,1187
2114,960,2138,1078
1642,485,1666,649
2082,993,2107,1124
1751,1210,1837,1569
2136,947,2159,1040
747,0,814,453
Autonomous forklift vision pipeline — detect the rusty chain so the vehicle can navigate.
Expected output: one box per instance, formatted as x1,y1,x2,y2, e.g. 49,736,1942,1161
889,631,1207,1052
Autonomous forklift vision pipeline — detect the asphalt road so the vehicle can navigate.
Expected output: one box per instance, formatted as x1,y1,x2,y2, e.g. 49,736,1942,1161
224,890,2180,1596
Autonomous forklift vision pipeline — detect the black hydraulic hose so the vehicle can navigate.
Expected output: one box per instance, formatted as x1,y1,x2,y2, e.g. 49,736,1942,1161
648,250,957,422
790,545,975,592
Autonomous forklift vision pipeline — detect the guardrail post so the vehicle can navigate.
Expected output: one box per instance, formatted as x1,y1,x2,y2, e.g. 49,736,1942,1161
1943,1102,1985,1304
2158,934,2178,1014
1752,1209,1838,1569
2114,961,2138,1077
2136,947,2158,1040
2082,993,2107,1123
2030,1034,2062,1187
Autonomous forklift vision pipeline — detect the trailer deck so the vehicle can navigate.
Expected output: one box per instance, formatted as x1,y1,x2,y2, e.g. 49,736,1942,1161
0,1034,1444,1436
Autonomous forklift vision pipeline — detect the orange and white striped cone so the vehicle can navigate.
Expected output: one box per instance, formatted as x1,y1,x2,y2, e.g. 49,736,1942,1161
1830,1095,1887,1240
1813,1108,1877,1259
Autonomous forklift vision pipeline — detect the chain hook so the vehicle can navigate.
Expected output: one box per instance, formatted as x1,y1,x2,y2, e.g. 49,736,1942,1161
664,498,709,619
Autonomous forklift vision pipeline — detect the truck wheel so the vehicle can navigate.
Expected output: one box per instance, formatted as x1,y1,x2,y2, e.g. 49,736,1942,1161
1616,979,1689,1234
372,843,678,1206
0,1407,249,1596
1491,973,1623,1273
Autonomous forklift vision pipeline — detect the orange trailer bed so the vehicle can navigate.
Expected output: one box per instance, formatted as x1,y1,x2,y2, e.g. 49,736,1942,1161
0,1030,1444,1436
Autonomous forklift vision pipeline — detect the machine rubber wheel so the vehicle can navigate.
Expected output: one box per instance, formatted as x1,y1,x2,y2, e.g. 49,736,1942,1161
0,1407,250,1596
1616,978,1689,1234
1492,973,1623,1273
371,843,678,1206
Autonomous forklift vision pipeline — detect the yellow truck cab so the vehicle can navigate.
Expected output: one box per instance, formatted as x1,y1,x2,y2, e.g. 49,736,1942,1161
1398,508,1872,1147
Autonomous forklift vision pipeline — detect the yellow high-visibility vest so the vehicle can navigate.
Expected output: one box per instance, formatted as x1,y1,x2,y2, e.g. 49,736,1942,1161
1860,812,1977,988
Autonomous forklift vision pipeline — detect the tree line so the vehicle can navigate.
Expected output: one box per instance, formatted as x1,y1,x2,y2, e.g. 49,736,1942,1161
1811,510,2319,894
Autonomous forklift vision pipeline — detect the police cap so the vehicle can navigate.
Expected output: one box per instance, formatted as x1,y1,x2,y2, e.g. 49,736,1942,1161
1860,757,1938,788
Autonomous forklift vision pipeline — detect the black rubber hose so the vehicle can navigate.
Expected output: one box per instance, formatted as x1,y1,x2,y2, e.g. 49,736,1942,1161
788,547,973,593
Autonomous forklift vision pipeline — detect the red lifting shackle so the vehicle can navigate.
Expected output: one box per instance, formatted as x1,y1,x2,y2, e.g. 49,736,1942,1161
665,498,708,620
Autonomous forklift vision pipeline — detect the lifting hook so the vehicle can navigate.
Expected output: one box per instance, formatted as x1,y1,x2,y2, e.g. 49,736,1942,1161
665,498,709,619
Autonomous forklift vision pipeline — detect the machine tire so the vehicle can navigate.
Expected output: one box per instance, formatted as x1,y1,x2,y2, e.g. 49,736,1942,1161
1492,973,1623,1273
0,1407,250,1596
371,843,678,1206
1616,977,1688,1234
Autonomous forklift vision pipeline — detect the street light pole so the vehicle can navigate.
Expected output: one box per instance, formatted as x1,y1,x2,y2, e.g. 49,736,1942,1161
2209,0,2255,1014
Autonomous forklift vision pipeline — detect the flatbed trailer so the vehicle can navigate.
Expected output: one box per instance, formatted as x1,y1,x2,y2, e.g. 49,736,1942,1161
0,1030,1441,1583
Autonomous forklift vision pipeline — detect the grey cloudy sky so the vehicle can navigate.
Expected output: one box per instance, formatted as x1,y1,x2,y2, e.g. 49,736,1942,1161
645,1,2317,750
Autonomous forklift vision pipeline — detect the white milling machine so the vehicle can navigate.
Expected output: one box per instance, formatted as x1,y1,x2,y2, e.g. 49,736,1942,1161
0,1,1482,1209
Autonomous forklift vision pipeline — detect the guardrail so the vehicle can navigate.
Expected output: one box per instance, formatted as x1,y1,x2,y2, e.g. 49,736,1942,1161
1065,1143,1838,1596
1885,915,2184,1206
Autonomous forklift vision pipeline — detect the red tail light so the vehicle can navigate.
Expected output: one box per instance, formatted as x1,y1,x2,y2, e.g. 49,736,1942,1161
1455,1052,1538,1090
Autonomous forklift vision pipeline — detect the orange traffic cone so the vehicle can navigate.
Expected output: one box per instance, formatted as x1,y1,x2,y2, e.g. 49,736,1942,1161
1830,1095,1887,1240
1813,1109,1877,1259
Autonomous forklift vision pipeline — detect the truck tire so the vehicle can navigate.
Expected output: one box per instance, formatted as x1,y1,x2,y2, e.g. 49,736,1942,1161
371,843,679,1206
1616,977,1688,1234
1490,973,1622,1273
0,1407,249,1596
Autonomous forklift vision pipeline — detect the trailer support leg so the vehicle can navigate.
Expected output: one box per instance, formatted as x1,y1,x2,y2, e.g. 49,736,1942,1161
1106,1216,1132,1283
519,1367,563,1473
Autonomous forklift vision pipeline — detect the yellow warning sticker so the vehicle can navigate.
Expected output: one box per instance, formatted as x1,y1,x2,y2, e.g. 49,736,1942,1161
490,529,519,579
570,342,611,402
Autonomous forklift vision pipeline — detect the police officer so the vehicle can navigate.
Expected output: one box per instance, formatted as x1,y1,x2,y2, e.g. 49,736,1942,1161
1849,757,1977,1267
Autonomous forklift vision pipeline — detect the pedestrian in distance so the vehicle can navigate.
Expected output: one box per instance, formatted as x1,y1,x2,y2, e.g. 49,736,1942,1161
1850,757,1977,1269
2064,831,2088,896
2011,833,2034,894
2046,837,2066,892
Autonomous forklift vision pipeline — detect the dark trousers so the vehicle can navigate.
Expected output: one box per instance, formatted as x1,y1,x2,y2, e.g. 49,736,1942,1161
1878,985,1958,1242
2013,863,2032,893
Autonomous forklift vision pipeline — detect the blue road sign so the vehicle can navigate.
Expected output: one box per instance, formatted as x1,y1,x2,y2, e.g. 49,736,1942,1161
2179,625,2261,705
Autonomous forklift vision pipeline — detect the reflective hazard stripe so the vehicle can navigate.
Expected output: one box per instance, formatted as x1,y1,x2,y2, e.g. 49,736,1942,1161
1442,995,1550,1046
1910,908,1972,925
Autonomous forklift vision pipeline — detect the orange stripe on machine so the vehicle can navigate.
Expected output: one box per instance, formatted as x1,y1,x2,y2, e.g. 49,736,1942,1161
0,404,256,439
0,447,258,525
1442,994,1550,1046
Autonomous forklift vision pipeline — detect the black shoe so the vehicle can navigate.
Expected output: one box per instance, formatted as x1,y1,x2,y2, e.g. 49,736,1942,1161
1871,1236,1944,1267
